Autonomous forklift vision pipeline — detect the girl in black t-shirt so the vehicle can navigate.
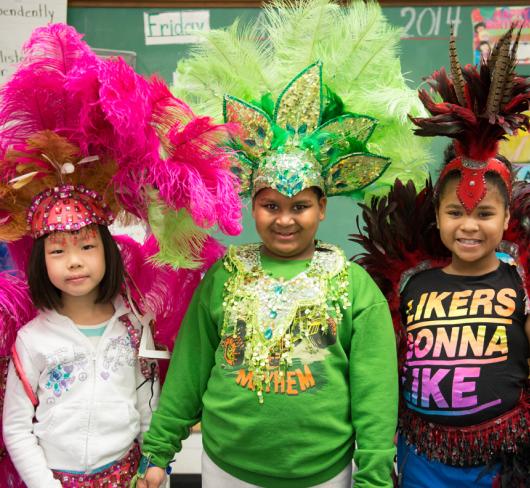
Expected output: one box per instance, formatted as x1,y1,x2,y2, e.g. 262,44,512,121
396,164,530,487
394,28,530,488
353,28,530,488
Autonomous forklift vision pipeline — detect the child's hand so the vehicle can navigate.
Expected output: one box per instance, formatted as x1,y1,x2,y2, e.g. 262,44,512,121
134,466,167,488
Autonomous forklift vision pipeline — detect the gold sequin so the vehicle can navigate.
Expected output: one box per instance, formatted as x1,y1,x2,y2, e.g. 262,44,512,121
229,154,254,196
275,63,322,142
313,115,377,166
221,242,351,402
222,63,389,199
325,154,390,196
224,96,273,161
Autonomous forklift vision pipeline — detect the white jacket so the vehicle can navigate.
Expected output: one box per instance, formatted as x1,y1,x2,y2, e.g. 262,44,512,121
3,296,159,488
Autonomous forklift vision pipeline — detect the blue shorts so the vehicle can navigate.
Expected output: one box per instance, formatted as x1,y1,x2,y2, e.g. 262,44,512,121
396,435,500,488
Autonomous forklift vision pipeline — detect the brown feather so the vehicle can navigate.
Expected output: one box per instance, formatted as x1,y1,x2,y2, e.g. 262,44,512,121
449,26,466,107
501,27,522,110
486,27,514,118
0,131,121,242
487,26,512,72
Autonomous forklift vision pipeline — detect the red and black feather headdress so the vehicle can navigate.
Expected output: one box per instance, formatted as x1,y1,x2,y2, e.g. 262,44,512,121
410,26,530,213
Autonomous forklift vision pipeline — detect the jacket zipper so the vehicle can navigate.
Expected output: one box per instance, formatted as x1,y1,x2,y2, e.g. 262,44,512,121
84,353,97,472
82,315,119,472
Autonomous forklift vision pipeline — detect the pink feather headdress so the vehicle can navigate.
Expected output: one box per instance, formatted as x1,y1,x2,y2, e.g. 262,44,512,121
0,23,241,265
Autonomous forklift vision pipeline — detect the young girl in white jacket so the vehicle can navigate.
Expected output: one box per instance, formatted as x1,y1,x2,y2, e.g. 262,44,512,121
3,224,159,487
0,22,242,488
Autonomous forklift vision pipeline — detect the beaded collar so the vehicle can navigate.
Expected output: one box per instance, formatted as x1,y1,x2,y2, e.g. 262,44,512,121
222,242,350,402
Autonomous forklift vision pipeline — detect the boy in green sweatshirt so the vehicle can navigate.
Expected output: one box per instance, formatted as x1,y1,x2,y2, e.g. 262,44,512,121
135,63,398,488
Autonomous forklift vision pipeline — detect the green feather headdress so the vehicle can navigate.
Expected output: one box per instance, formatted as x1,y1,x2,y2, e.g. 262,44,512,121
173,0,431,199
224,62,389,197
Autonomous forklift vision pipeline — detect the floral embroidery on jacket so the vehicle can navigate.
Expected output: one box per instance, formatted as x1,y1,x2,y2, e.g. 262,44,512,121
45,364,75,397
101,335,136,380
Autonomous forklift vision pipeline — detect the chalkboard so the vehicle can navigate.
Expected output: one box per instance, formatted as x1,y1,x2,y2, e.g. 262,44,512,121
67,6,530,254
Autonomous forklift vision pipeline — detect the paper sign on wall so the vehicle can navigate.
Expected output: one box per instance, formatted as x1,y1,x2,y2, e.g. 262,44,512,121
0,0,67,84
144,10,210,45
471,7,530,65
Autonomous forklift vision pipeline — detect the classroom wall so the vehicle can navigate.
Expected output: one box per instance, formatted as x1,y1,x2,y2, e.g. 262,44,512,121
67,5,530,255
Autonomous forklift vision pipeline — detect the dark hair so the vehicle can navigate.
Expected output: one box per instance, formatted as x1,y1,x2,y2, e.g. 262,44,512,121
28,224,124,310
310,186,325,200
474,22,486,32
435,149,513,209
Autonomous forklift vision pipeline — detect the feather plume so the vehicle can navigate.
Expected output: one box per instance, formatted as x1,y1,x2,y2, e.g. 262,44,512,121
411,27,530,162
6,237,33,275
172,0,431,197
449,26,466,107
116,234,201,382
116,234,200,340
502,181,530,301
149,78,242,235
501,27,522,110
0,272,34,486
0,455,24,488
486,26,514,120
0,24,97,155
0,272,35,356
0,23,241,248
151,76,195,136
116,232,225,380
148,199,211,269
173,18,272,115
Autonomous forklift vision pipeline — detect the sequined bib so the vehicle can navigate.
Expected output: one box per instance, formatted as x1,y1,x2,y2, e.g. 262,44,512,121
221,242,351,401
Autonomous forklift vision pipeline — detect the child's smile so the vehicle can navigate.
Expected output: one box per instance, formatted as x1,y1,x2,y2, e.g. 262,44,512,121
272,228,298,240
65,274,90,285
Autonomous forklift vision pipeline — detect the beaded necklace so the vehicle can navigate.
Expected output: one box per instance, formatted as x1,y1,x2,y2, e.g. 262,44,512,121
222,242,351,402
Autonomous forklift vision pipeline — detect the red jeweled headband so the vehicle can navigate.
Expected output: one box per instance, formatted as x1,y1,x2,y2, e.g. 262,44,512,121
437,157,512,214
27,184,114,239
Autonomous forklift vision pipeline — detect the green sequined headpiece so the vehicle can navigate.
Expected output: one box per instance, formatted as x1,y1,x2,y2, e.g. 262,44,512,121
224,63,390,198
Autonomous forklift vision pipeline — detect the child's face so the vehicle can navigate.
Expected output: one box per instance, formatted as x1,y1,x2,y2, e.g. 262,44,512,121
44,226,106,302
252,187,326,260
477,28,489,42
480,43,491,55
436,179,509,274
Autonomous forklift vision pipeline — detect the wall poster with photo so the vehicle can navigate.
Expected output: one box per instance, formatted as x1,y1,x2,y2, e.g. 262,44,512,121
471,7,530,65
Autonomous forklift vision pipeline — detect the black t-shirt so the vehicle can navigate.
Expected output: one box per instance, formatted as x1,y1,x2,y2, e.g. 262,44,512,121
400,262,529,426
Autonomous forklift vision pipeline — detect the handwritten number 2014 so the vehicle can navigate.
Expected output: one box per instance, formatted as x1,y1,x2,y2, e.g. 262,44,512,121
401,7,462,38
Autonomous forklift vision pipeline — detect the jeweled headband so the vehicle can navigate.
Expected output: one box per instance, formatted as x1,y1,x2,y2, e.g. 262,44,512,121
437,156,512,213
28,184,114,238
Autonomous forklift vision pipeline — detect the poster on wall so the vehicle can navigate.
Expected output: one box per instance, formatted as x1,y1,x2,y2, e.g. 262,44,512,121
471,7,530,65
499,112,530,181
0,0,67,85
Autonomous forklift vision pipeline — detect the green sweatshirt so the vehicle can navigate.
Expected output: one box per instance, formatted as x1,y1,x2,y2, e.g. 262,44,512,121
142,243,398,487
